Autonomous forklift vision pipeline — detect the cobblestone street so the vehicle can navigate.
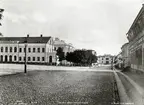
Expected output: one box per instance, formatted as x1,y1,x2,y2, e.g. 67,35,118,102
0,66,116,105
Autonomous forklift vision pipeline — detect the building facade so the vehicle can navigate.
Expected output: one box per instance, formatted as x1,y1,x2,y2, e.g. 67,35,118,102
114,52,123,69
127,4,144,72
54,38,75,55
121,43,130,68
98,54,114,65
0,35,56,64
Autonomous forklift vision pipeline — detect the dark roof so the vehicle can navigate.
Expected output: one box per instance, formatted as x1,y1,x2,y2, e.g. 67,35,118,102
0,37,51,43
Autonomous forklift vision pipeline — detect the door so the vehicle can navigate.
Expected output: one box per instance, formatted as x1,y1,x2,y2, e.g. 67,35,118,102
5,55,8,62
49,56,52,63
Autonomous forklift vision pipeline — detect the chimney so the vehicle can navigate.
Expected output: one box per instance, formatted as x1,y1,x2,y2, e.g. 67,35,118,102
27,34,29,37
40,34,43,37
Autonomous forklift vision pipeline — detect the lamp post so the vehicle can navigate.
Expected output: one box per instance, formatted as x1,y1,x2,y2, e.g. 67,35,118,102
111,57,114,70
24,36,28,73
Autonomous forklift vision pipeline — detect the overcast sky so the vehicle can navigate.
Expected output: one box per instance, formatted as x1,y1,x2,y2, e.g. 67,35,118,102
1,0,144,55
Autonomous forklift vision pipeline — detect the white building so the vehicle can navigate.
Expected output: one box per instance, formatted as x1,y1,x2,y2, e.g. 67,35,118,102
98,54,114,65
0,35,56,64
54,38,75,55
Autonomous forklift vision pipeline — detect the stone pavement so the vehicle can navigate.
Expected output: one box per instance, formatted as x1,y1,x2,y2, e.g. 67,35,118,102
0,64,90,75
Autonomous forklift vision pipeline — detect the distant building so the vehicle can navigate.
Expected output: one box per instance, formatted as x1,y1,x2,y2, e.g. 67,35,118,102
126,4,144,72
0,35,56,64
53,37,75,65
98,54,114,65
54,37,75,55
121,43,130,68
114,52,123,69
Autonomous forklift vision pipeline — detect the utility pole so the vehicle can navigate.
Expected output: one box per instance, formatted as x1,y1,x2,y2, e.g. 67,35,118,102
24,35,28,73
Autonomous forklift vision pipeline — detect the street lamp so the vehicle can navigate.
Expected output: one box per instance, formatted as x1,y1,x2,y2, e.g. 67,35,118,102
111,57,114,70
24,35,28,73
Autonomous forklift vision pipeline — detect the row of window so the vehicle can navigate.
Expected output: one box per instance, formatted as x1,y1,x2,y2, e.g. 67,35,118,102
20,57,45,61
0,47,46,53
0,55,46,62
100,58,111,60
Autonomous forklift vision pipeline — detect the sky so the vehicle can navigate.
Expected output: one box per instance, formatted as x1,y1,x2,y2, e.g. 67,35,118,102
0,0,144,55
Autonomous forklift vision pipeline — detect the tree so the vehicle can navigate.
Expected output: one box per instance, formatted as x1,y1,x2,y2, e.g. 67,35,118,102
66,49,97,66
0,8,4,36
56,47,65,61
0,8,4,25
0,32,2,36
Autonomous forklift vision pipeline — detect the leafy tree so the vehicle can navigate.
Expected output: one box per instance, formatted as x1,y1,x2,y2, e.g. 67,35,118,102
56,47,65,61
0,32,2,36
66,49,97,66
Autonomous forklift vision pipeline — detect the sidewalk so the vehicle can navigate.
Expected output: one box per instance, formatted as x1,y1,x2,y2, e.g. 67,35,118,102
123,71,144,89
116,69,144,105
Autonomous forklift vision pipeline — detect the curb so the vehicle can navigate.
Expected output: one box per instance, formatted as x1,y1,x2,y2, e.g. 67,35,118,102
117,71,144,105
117,71,144,96
113,70,132,103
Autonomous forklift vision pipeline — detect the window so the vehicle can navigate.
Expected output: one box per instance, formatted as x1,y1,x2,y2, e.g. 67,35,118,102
28,48,31,52
33,48,35,52
42,57,45,61
14,47,17,52
38,48,40,53
33,57,35,61
37,57,40,61
14,56,17,61
24,57,26,61
19,48,22,52
10,47,12,52
5,47,8,52
28,57,31,61
1,47,3,52
106,58,109,60
19,57,21,61
24,48,26,52
42,48,45,53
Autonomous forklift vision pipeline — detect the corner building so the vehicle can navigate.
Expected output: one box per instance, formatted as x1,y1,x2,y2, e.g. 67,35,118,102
127,4,144,72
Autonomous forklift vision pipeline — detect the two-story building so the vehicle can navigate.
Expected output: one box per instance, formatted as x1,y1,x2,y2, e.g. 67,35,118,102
54,37,75,55
127,4,144,72
98,54,114,65
0,35,56,64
